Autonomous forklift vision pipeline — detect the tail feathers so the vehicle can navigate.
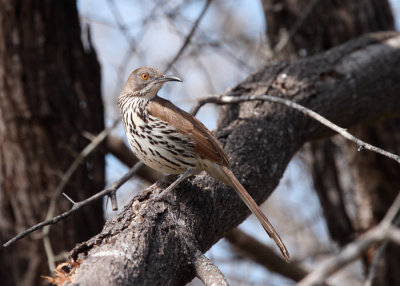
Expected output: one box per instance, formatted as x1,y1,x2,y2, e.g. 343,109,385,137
221,166,290,262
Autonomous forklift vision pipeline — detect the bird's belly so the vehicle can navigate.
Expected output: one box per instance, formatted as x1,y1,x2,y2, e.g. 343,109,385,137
126,126,199,175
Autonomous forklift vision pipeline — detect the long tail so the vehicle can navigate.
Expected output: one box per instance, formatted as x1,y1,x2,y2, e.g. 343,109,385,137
220,165,290,262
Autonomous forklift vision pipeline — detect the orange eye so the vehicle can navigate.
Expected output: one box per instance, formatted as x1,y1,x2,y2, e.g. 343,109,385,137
141,73,149,80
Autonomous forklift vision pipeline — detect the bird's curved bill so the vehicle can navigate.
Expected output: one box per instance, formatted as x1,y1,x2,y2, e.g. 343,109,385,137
156,75,182,83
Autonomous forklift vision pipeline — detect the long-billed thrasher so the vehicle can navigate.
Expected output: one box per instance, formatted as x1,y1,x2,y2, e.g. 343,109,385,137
118,66,290,261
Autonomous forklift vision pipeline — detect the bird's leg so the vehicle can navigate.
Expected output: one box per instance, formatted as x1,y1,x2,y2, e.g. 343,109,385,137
155,168,195,202
164,168,195,193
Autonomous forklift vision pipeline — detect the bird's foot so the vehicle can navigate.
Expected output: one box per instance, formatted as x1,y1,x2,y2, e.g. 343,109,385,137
153,168,194,204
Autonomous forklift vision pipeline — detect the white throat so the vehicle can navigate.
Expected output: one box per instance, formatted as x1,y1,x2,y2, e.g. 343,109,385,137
139,82,164,99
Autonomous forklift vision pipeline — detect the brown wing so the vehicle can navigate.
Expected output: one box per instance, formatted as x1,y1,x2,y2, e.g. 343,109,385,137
148,96,230,167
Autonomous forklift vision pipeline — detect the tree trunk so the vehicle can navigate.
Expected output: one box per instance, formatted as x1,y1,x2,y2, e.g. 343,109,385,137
262,0,394,59
0,1,104,285
65,32,400,285
261,0,399,285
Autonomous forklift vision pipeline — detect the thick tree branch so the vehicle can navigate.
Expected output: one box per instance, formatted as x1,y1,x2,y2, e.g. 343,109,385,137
64,32,400,285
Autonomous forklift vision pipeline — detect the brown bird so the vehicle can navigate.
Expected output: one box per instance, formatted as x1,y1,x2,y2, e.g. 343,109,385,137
118,67,290,261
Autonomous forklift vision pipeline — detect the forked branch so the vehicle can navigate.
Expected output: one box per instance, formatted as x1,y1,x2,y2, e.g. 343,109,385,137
2,164,143,248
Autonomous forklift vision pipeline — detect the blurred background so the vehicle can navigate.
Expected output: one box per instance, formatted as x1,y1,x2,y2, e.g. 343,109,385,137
1,0,400,285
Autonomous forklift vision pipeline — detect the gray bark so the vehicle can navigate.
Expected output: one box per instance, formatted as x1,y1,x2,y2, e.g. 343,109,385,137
66,32,400,285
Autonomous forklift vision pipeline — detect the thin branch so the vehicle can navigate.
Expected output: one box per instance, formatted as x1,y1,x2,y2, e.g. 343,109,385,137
107,0,136,54
43,121,118,227
190,95,220,115
109,190,118,211
2,163,143,248
194,250,229,286
162,3,253,72
270,0,320,57
298,192,400,286
63,193,76,205
225,229,312,283
164,0,212,73
41,121,118,271
80,14,119,29
190,94,400,164
363,242,388,286
381,192,400,224
43,235,56,272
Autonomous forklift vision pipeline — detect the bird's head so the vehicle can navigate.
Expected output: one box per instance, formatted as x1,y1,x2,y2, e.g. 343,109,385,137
121,67,182,99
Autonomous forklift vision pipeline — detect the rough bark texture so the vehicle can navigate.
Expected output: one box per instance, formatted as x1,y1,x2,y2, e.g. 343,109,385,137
261,1,399,284
64,32,400,285
262,0,394,59
0,1,104,285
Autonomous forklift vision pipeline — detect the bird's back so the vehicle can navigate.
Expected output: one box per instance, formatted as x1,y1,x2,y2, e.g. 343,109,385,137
148,96,230,169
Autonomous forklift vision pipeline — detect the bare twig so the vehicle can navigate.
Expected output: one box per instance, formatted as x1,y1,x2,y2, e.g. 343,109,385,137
190,95,221,115
80,14,119,29
107,0,136,54
41,121,118,271
298,193,400,286
164,0,212,73
110,3,159,95
44,121,118,226
162,4,252,72
381,193,400,224
109,190,118,211
2,163,143,248
43,235,57,272
363,242,388,286
190,94,400,164
225,229,312,283
62,193,76,205
114,49,135,97
194,250,229,286
270,0,320,57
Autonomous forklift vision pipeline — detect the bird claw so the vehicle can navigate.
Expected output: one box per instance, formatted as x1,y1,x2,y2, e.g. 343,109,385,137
153,169,194,203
